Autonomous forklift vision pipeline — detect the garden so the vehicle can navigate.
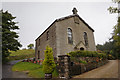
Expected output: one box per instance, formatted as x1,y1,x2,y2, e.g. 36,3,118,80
68,50,107,64
12,46,59,78
12,48,108,78
12,62,58,78
67,50,108,76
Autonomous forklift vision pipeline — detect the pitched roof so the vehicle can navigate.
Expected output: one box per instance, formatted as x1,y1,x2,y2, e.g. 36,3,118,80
56,14,94,32
36,14,94,41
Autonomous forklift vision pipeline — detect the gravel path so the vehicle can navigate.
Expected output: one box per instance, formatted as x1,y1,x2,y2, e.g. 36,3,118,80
2,60,30,78
73,60,119,78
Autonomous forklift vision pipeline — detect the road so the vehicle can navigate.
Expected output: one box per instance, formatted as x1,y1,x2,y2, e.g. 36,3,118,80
2,60,30,78
73,60,119,78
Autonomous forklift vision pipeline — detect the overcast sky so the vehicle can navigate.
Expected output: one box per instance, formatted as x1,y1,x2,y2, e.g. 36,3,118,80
2,1,118,49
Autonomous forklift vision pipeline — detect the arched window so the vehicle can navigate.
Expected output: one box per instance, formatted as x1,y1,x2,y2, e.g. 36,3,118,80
84,32,88,46
67,28,73,44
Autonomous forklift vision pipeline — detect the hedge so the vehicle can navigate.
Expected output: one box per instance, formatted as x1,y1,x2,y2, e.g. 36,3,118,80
67,50,107,58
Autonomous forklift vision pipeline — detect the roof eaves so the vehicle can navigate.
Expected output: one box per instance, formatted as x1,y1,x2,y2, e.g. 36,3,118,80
76,15,94,32
35,14,94,41
35,20,57,41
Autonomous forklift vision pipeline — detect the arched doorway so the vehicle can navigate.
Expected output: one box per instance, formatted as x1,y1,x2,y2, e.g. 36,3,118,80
80,47,84,51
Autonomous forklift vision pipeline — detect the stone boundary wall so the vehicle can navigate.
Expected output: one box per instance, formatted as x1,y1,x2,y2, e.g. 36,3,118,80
69,59,108,77
58,55,108,79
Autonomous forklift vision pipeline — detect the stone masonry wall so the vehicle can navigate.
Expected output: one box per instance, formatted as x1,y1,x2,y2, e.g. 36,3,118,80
35,23,57,60
56,16,96,57
35,15,96,60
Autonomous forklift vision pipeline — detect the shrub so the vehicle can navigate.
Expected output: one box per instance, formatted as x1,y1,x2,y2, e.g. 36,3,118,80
68,50,107,58
79,60,87,64
42,46,56,73
108,54,115,60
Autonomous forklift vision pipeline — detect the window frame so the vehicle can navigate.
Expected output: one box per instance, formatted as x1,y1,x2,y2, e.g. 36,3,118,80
67,28,73,44
38,39,40,46
84,32,88,46
46,31,49,40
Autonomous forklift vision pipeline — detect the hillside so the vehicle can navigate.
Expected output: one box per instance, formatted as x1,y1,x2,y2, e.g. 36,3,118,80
8,49,35,60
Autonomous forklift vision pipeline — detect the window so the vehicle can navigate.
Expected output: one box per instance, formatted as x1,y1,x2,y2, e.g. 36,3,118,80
38,51,40,59
47,31,49,40
84,32,88,46
38,39,40,46
67,28,73,44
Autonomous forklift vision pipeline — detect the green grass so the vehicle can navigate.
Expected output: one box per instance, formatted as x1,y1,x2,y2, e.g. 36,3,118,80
12,62,59,78
8,49,35,60
12,62,41,71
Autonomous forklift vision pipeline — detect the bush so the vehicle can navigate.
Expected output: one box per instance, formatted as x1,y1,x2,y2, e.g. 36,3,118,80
42,46,56,73
79,60,87,64
108,54,115,60
68,50,107,58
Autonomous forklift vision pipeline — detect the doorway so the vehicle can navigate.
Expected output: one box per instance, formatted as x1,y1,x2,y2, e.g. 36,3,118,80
80,47,84,51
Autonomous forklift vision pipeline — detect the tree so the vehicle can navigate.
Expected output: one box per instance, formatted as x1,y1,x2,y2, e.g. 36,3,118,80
112,17,120,59
108,0,120,59
27,44,34,49
108,0,120,13
1,10,22,63
96,41,115,58
96,44,104,51
42,46,56,78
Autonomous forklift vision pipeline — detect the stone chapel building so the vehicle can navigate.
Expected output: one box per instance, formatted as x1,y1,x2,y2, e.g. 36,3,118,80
35,8,96,60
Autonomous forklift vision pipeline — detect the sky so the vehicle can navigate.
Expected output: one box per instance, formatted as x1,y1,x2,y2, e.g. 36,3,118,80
2,1,118,49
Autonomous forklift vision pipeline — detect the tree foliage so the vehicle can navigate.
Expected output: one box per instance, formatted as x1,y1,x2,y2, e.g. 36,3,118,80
42,46,56,73
96,41,114,52
108,0,120,13
27,44,34,49
1,10,22,63
107,0,120,59
112,17,120,59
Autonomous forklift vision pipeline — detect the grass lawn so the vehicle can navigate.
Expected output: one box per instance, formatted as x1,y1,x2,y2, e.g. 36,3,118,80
12,62,59,78
8,49,35,60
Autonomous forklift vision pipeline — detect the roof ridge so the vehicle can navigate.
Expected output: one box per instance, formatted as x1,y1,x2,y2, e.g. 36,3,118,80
56,14,94,32
56,14,77,21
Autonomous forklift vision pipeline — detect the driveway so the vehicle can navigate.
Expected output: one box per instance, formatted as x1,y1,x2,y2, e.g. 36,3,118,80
73,60,119,78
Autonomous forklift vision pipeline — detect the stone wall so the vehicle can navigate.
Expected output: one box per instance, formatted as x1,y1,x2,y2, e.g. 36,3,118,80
57,55,71,79
56,16,96,57
57,55,108,79
35,22,57,60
